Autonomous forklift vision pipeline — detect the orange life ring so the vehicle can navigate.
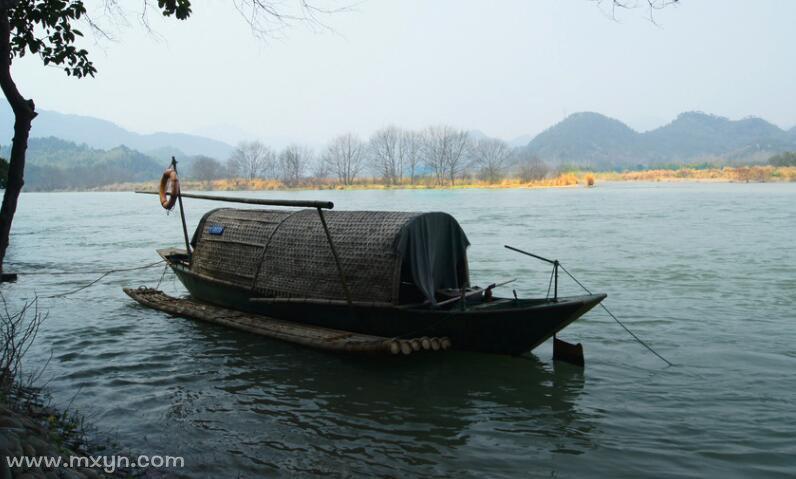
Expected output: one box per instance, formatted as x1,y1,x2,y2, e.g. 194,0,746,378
159,168,179,210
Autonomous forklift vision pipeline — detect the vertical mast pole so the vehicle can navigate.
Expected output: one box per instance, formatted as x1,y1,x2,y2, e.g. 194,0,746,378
171,156,192,255
554,260,559,301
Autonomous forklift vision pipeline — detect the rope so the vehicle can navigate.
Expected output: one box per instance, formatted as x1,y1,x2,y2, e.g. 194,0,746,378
155,264,169,290
42,260,165,298
558,263,673,367
545,266,554,299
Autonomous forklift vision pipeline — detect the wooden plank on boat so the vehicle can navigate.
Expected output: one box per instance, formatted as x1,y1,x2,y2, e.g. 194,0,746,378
123,287,451,356
250,296,394,308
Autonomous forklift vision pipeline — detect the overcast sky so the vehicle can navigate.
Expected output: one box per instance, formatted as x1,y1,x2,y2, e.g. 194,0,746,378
11,0,796,146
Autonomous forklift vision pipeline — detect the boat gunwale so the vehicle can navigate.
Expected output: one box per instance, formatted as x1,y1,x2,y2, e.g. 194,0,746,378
159,249,606,316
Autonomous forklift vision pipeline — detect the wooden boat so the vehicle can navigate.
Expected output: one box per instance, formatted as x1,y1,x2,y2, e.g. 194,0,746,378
141,191,605,356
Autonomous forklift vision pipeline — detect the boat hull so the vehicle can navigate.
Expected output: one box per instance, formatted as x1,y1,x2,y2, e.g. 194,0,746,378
169,263,605,355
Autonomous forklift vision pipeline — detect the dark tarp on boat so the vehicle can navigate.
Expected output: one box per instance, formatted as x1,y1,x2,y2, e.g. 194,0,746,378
190,208,470,305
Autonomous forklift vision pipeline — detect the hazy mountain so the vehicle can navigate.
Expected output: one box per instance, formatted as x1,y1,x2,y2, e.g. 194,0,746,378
0,104,234,159
190,123,312,151
467,129,490,141
190,124,253,146
191,124,320,151
526,111,796,169
526,112,641,168
643,113,790,159
508,134,535,148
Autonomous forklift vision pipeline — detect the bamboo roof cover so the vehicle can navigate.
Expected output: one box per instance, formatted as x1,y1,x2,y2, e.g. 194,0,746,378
190,208,470,305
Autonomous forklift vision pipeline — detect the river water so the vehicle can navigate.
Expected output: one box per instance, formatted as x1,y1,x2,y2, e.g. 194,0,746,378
4,182,795,478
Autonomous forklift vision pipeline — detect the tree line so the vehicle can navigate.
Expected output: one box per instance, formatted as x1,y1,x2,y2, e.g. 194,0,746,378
190,126,551,186
768,152,796,167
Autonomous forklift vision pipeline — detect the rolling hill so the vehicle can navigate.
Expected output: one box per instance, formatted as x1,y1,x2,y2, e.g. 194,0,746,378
0,137,164,191
526,111,796,169
0,103,234,159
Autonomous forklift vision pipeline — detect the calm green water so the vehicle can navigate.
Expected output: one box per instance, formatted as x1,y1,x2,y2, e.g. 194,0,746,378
4,182,795,478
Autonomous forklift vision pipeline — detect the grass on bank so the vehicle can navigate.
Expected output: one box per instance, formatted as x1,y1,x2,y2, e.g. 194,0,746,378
96,165,796,193
102,172,582,192
594,165,796,183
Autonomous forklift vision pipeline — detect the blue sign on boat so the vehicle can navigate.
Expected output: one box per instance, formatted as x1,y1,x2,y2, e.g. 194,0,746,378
209,225,225,235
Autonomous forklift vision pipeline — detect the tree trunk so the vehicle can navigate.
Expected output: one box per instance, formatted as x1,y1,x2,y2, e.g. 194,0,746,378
0,10,37,276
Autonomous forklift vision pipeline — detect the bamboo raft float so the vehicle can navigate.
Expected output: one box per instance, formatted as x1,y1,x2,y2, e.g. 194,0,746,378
123,287,452,355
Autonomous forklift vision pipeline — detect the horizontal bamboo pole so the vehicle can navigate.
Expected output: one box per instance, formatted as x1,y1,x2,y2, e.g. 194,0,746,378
136,190,334,209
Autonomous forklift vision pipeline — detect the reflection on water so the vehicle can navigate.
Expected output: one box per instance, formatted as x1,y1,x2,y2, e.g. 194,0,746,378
3,183,796,477
132,316,593,477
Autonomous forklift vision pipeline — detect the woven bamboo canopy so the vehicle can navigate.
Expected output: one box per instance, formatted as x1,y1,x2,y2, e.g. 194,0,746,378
190,208,470,305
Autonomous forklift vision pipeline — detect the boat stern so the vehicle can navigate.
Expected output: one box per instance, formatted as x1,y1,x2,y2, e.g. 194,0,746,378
157,247,190,265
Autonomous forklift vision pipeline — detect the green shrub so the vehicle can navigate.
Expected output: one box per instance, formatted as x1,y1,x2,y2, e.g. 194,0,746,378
768,152,796,167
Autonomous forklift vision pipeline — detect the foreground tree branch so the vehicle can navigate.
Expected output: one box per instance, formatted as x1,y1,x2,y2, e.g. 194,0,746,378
0,6,36,276
0,0,344,278
597,0,680,23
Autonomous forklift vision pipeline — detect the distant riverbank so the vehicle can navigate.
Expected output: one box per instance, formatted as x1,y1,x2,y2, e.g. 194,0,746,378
77,165,796,192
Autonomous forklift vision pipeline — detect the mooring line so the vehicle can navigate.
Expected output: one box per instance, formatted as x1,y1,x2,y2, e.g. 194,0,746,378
558,263,673,367
42,260,166,298
155,264,170,290
7,261,165,276
545,267,555,299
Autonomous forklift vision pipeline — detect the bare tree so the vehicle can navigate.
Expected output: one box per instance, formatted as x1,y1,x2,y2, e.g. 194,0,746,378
228,141,273,180
190,156,224,183
325,133,365,185
448,131,471,185
471,138,511,184
423,126,471,186
259,147,279,180
279,144,312,187
309,154,330,181
596,0,680,23
514,149,550,182
400,130,424,184
368,126,402,185
422,127,447,185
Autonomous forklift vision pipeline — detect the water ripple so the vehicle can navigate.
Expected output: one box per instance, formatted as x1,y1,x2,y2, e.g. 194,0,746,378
3,183,795,477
